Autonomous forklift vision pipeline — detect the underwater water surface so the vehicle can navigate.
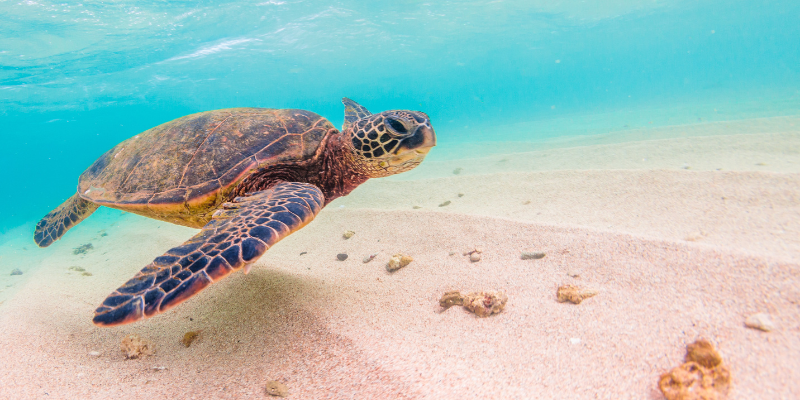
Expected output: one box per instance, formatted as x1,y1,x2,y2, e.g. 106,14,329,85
1,0,798,233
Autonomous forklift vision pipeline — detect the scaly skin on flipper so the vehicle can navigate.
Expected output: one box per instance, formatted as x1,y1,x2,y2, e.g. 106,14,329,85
92,182,324,326
34,194,99,247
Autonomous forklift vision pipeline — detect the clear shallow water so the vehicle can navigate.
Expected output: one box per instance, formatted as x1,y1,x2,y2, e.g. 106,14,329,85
1,0,799,232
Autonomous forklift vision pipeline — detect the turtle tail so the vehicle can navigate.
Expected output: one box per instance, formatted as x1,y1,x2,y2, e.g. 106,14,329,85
34,193,99,247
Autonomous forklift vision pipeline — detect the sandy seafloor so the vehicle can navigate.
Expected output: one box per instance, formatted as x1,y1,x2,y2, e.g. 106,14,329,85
0,115,798,399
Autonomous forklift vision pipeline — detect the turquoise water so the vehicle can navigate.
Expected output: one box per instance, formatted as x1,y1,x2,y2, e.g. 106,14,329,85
1,0,799,232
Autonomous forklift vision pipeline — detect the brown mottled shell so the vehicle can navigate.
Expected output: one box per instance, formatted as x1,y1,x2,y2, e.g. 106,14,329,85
78,108,335,227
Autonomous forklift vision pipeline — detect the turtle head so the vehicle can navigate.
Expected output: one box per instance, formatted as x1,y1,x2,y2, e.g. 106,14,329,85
341,98,436,178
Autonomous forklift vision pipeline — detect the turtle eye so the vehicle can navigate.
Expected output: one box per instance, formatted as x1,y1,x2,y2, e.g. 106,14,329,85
385,117,408,135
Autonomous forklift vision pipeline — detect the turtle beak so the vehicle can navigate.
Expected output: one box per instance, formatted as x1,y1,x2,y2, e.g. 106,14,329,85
383,125,436,168
396,124,436,154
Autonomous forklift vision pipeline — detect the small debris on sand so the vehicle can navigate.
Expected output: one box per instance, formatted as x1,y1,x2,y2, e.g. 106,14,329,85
565,266,584,278
120,334,155,359
457,193,464,197
439,291,465,309
744,313,775,332
88,351,101,357
522,200,531,205
81,271,93,276
520,251,546,260
412,205,422,209
556,284,598,304
439,200,451,207
439,290,507,317
10,268,22,276
463,248,482,262
659,339,731,400
336,253,348,261
265,380,288,397
68,266,85,272
181,331,201,347
73,243,94,255
386,253,413,272
452,167,463,175
342,230,355,239
362,253,377,263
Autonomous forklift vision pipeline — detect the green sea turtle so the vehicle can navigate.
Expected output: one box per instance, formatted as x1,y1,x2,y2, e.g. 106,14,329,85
34,98,436,326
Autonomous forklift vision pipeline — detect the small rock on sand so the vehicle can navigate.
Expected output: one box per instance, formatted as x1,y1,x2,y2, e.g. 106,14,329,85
336,253,348,261
10,268,22,276
386,254,413,272
659,339,730,400
520,252,546,260
265,380,288,397
463,291,508,317
342,230,355,239
745,313,775,332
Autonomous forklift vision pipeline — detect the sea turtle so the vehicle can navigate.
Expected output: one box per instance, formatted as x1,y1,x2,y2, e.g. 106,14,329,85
34,98,436,326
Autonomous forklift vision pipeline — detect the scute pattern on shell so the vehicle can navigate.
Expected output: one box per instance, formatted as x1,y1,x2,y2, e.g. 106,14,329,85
78,108,333,213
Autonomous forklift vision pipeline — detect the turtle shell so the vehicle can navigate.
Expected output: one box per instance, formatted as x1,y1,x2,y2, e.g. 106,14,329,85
78,108,335,227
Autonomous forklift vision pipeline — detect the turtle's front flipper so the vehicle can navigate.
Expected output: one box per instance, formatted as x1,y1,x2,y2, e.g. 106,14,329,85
34,193,99,247
92,182,324,326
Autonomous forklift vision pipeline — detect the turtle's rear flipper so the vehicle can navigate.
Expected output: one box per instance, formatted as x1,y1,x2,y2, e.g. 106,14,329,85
34,193,99,247
92,182,324,326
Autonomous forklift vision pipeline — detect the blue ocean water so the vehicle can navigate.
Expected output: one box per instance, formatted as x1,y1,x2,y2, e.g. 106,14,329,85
1,0,798,233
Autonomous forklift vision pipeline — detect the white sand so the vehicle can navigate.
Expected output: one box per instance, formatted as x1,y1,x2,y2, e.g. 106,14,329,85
0,116,798,399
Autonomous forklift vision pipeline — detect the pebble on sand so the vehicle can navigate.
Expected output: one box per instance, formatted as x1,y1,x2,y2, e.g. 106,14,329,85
463,248,482,262
556,284,598,304
120,334,155,359
744,313,775,332
342,230,355,239
386,253,413,272
439,200,451,207
362,253,377,263
10,268,23,276
520,252,546,260
88,351,101,357
182,331,201,347
659,339,731,400
336,253,348,261
265,380,288,397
